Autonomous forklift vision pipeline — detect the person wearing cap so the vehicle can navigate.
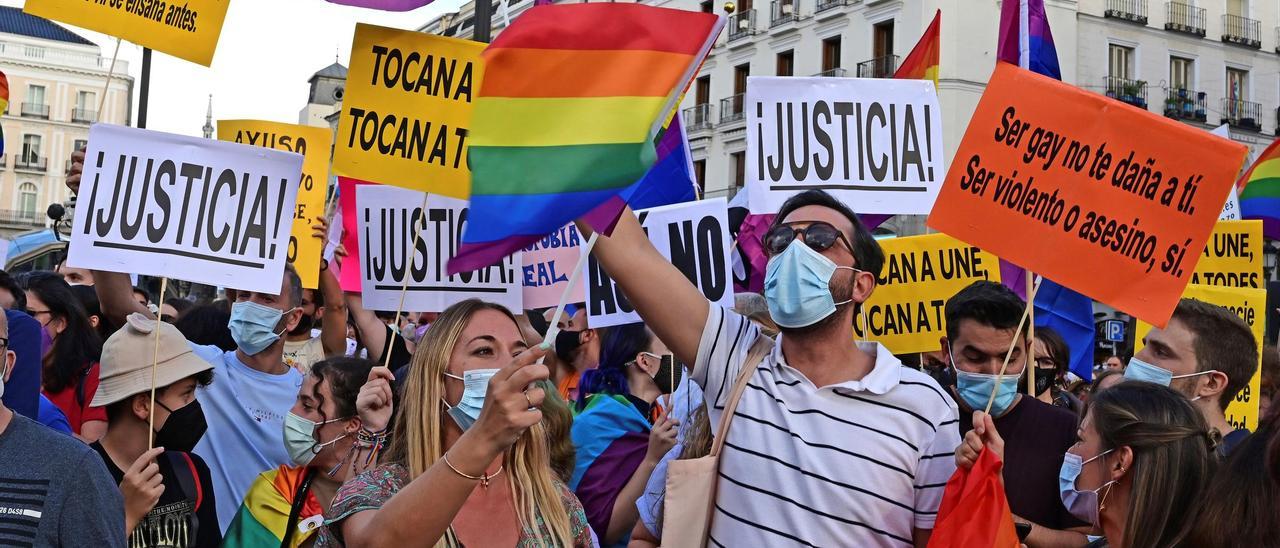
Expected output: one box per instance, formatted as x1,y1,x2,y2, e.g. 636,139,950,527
90,313,221,547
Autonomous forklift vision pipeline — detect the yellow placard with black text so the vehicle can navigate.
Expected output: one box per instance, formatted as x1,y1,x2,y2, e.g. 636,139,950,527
1191,220,1263,288
218,120,332,289
333,24,483,198
24,0,229,66
853,233,1001,354
1135,284,1263,431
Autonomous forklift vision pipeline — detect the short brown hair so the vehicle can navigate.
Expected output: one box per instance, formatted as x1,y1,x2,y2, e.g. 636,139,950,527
1172,298,1258,411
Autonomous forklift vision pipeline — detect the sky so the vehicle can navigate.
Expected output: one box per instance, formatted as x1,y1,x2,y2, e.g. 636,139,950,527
1,0,468,136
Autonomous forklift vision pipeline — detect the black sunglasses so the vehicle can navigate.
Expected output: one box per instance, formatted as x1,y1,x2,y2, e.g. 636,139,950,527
764,221,856,257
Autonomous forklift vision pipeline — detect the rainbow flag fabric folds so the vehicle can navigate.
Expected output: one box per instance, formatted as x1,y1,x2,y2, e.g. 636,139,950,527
1238,138,1280,239
930,448,1020,548
569,394,651,542
448,4,723,274
894,10,940,85
223,466,323,548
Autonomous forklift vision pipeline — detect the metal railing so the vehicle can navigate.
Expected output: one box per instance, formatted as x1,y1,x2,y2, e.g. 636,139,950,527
815,0,845,14
771,0,798,27
1104,76,1149,110
1222,14,1261,48
0,209,43,227
720,94,745,124
71,108,95,123
1222,98,1263,131
20,102,48,119
1105,0,1148,24
814,67,847,77
728,10,757,42
1165,2,1205,36
14,154,47,172
1162,88,1207,123
683,104,715,131
856,55,898,78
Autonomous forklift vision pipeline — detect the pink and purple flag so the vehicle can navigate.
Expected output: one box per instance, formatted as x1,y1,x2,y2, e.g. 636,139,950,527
324,0,434,10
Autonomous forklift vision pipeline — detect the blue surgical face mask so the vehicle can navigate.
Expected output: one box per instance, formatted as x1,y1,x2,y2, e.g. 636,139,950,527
1124,357,1216,387
442,368,499,431
950,345,1021,415
229,301,294,356
1059,449,1117,526
764,239,857,329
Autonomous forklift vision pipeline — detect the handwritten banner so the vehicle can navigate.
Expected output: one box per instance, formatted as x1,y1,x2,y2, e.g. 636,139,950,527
1135,284,1264,431
218,120,332,289
68,124,302,294
928,63,1246,327
333,24,483,198
521,224,584,309
1191,220,1262,289
852,234,1001,354
24,0,229,66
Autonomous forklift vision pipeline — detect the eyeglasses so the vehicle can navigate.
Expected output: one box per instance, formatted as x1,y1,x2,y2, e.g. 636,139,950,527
764,221,856,257
0,337,7,349
26,309,51,317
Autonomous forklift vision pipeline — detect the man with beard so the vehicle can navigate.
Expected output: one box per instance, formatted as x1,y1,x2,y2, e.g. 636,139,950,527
581,189,959,546
283,221,349,374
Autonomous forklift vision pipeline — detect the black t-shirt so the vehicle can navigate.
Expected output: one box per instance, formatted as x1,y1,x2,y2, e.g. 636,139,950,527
957,394,1087,530
90,442,222,548
378,323,413,370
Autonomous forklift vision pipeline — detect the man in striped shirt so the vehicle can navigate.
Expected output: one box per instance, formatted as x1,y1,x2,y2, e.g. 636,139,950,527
584,190,959,547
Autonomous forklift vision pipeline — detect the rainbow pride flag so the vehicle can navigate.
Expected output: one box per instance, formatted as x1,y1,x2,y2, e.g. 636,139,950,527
894,10,940,85
0,70,8,156
447,3,723,274
1238,139,1280,238
223,466,323,548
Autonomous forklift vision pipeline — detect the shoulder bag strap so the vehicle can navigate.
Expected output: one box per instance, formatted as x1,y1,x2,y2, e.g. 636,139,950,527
708,335,775,457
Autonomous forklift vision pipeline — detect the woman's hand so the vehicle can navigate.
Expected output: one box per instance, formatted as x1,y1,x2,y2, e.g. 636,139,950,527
644,411,678,465
465,345,550,458
356,366,396,432
955,411,1005,471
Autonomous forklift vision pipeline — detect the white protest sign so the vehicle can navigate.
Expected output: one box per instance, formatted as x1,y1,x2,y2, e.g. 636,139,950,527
68,124,303,294
585,198,734,328
324,204,344,261
1210,124,1242,221
357,185,522,312
746,76,944,215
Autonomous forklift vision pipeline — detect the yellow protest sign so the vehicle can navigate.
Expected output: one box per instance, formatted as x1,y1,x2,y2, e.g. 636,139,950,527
1135,284,1264,431
24,0,229,66
333,24,483,198
1190,220,1262,289
852,234,1001,354
218,120,332,289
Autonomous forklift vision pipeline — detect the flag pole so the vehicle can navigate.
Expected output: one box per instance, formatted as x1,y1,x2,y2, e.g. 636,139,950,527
987,277,1039,415
542,231,599,348
147,276,169,449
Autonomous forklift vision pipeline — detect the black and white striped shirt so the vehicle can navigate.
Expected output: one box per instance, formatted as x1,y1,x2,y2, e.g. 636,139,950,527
694,304,960,547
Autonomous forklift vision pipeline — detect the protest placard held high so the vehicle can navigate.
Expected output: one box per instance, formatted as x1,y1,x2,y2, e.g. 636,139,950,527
25,0,229,66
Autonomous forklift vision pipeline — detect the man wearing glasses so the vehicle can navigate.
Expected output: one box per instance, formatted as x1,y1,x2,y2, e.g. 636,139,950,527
582,189,959,547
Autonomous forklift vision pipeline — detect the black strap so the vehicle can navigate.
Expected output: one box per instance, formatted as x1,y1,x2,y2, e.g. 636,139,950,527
281,468,317,548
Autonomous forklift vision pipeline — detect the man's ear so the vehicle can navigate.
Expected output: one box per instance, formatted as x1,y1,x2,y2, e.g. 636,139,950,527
1,350,13,383
131,393,153,422
89,315,100,329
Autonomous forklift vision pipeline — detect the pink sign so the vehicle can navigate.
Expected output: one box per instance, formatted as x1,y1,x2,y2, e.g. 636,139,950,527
325,0,435,10
338,177,368,292
521,224,585,309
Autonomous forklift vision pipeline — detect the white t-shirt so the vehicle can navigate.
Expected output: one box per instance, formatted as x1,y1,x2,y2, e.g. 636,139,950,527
283,337,326,374
694,304,960,547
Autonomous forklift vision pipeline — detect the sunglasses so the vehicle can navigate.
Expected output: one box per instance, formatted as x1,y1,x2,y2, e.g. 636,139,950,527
764,221,856,257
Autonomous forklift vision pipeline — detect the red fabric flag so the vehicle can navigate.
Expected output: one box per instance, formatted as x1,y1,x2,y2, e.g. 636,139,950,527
929,448,1020,548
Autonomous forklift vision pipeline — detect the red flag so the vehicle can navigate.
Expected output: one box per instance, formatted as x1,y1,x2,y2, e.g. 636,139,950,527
928,448,1019,548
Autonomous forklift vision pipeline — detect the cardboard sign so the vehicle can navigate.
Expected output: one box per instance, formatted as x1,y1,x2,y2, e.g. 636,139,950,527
218,121,333,289
521,224,585,309
1135,284,1263,431
1191,220,1262,289
928,63,1247,327
68,124,302,294
745,76,945,215
852,234,1001,354
586,198,734,328
356,185,521,312
337,178,366,292
24,0,229,66
334,24,483,198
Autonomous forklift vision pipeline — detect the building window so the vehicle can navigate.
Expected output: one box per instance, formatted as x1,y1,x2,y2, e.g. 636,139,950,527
696,76,710,106
73,139,88,153
18,182,38,216
693,159,706,191
777,50,794,76
1227,68,1248,101
821,36,841,73
873,20,894,59
734,63,750,96
1169,57,1193,91
27,85,45,106
1109,45,1134,79
731,152,746,188
700,0,713,12
22,134,41,163
1227,0,1247,17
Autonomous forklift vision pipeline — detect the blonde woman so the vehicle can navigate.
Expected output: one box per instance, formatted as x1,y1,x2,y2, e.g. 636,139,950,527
319,299,593,547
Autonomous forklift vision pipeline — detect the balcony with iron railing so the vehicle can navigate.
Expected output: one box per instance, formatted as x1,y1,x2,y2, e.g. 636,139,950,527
1165,2,1205,37
683,104,715,132
771,0,798,27
814,67,848,77
0,209,43,228
20,102,48,119
1222,14,1261,48
14,154,47,172
1162,88,1207,123
856,55,898,78
728,10,757,43
1104,76,1149,110
1222,98,1263,131
1105,0,1148,25
71,108,95,124
0,156,7,169
720,94,745,124
815,0,846,15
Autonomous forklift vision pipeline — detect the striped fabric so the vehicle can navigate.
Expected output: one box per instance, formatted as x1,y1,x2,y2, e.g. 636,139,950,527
894,10,940,86
568,393,651,543
997,0,1060,79
0,70,8,156
447,3,722,274
223,466,323,548
1239,138,1280,239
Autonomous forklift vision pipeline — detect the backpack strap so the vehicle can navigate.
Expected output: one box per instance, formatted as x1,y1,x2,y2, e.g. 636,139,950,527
164,451,202,511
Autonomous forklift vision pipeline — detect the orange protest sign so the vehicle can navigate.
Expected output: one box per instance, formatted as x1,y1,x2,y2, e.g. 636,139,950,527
928,63,1246,327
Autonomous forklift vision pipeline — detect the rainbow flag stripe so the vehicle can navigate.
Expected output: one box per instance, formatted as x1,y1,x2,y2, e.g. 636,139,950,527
448,3,722,274
894,10,940,85
1238,138,1280,238
0,70,8,156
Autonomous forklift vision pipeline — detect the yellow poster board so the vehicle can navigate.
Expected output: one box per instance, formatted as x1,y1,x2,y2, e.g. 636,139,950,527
218,120,332,289
1190,220,1263,289
333,24,484,198
24,0,229,66
853,233,1001,354
1135,284,1264,431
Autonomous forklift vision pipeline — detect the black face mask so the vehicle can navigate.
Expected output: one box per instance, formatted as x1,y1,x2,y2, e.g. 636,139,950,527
652,355,683,395
555,329,584,363
155,399,208,453
1033,368,1056,395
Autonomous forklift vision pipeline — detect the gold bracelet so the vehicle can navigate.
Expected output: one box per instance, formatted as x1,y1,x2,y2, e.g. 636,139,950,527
442,453,504,488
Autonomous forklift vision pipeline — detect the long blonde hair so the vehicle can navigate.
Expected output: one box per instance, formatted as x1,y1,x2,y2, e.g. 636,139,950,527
385,299,574,546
